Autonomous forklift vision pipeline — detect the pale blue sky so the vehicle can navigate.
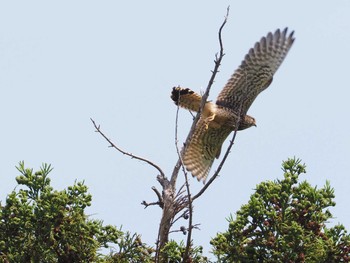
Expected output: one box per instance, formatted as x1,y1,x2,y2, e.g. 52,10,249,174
1,0,349,257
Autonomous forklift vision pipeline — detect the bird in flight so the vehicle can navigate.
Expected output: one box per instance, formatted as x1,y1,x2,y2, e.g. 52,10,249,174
171,28,295,182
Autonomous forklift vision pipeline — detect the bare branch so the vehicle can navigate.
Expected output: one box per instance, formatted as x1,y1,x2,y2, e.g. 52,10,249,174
202,5,229,102
141,186,164,209
172,209,189,225
182,171,193,263
141,200,162,208
171,5,231,209
174,92,195,263
218,6,230,59
174,102,186,179
170,6,229,187
152,186,163,204
169,224,200,235
156,8,231,262
170,8,231,262
90,118,166,179
175,185,186,201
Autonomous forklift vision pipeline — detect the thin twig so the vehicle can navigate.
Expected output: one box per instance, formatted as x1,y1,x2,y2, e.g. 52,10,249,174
170,6,230,187
169,224,200,234
156,7,230,261
90,118,166,179
141,186,164,208
174,101,185,176
175,104,194,262
141,200,162,208
172,209,189,225
173,7,230,262
182,171,193,263
175,184,186,200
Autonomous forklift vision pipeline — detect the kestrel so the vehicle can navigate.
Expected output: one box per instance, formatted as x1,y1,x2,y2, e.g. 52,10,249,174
171,28,295,182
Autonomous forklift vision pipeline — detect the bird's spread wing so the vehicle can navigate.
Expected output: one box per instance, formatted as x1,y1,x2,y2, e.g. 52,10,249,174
216,28,295,114
171,87,202,112
183,116,232,182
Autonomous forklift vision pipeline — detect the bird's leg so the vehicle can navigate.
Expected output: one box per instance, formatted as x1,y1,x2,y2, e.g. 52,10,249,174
205,113,216,129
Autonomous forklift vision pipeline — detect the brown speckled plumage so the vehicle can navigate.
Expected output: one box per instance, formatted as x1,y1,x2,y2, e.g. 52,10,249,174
171,28,295,182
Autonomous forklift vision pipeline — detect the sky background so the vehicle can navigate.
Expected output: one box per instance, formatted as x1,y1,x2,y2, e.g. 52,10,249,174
1,0,349,258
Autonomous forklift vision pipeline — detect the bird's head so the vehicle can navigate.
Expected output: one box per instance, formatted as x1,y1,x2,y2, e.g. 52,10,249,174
238,115,256,130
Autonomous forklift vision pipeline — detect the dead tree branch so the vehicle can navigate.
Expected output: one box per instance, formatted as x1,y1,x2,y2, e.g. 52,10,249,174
142,187,164,208
170,7,229,188
91,118,167,212
91,7,233,263
155,7,231,263
90,118,165,180
174,83,195,263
